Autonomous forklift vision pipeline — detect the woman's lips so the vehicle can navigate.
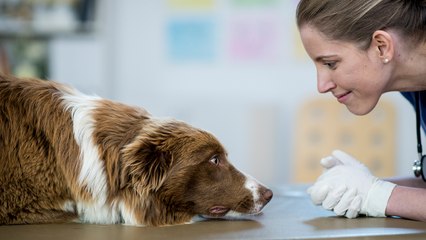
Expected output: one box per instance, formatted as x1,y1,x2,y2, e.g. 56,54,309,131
335,92,351,103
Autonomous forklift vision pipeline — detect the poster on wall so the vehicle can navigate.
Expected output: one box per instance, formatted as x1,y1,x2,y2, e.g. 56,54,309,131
167,18,216,62
166,0,216,62
168,0,215,9
165,0,292,64
228,14,280,62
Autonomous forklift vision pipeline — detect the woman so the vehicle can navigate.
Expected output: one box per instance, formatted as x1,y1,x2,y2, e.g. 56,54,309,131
296,0,426,221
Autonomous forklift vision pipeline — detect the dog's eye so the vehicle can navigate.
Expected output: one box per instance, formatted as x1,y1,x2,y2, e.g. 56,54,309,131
209,155,220,165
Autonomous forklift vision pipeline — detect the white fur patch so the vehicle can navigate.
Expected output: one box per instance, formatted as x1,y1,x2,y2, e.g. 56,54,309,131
61,200,76,213
61,90,120,223
76,202,121,224
119,202,140,225
244,175,263,212
223,210,245,218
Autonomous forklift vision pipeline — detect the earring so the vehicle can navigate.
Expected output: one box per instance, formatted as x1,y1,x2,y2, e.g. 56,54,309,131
383,58,389,64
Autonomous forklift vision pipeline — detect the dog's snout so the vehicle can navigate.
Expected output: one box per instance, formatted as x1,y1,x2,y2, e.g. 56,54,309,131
262,189,273,203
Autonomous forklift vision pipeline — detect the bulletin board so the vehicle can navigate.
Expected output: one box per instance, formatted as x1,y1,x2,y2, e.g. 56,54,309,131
293,97,396,183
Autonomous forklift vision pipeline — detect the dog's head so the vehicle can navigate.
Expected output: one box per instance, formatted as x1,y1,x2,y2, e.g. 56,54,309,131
120,119,273,226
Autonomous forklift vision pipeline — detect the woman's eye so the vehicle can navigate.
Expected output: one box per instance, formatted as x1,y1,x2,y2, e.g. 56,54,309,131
323,61,337,69
209,156,220,165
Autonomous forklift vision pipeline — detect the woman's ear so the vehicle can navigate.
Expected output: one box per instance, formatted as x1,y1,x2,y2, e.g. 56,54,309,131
370,30,394,63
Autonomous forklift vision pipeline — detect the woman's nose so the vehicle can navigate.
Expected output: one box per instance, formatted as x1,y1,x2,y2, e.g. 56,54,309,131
317,71,336,93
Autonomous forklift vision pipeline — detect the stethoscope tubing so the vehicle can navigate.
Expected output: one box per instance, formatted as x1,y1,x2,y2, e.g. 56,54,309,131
414,92,426,181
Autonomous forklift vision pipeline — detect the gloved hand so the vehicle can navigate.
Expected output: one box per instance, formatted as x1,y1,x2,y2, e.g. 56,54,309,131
307,150,396,218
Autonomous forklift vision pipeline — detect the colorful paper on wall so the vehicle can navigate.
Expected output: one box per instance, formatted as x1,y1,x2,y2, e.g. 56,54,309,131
168,0,215,9
167,18,216,61
228,15,280,62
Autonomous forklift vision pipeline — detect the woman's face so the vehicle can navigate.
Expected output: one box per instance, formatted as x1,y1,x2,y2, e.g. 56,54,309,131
299,25,391,115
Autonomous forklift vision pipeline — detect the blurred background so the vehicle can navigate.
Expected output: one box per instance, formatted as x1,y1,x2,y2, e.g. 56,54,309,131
0,0,421,187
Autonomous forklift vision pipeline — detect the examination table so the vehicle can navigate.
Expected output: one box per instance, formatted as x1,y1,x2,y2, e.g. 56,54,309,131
1,185,426,240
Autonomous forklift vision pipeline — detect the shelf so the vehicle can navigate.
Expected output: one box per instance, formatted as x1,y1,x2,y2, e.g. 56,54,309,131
0,24,95,39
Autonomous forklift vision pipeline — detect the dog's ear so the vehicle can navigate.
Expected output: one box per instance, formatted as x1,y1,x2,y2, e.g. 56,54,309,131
120,137,173,193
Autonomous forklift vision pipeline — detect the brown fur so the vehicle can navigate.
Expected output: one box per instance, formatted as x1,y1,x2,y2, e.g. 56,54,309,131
0,75,80,223
0,74,272,226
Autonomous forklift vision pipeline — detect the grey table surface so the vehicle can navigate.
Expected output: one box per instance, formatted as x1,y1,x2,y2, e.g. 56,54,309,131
1,185,426,240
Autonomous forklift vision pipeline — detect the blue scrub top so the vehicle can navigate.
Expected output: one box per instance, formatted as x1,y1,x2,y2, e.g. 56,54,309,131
401,91,426,133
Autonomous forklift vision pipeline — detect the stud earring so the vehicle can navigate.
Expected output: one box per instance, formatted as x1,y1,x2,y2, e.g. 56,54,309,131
383,58,389,64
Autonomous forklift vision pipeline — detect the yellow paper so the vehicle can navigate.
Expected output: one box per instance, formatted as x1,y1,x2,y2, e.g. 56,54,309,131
168,0,215,9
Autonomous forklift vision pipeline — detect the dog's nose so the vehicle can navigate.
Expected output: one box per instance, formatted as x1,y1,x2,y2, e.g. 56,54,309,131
262,189,273,203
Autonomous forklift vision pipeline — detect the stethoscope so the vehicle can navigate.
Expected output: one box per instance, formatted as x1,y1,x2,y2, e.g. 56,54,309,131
412,92,426,181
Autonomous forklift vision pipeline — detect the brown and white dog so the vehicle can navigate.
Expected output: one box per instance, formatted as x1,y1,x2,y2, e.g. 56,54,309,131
0,74,272,226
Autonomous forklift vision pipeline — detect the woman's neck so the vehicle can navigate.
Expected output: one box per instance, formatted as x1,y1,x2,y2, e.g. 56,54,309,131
390,41,426,92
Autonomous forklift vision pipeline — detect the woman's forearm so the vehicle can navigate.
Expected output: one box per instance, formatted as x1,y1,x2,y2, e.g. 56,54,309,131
386,185,426,221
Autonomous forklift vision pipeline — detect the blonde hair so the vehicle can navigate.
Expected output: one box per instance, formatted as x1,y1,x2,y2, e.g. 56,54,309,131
296,0,426,49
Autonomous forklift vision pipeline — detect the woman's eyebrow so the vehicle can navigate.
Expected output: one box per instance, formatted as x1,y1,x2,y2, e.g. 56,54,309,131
315,54,338,61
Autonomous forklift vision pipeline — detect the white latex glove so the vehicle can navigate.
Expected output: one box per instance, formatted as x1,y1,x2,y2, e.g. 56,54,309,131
307,150,396,218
